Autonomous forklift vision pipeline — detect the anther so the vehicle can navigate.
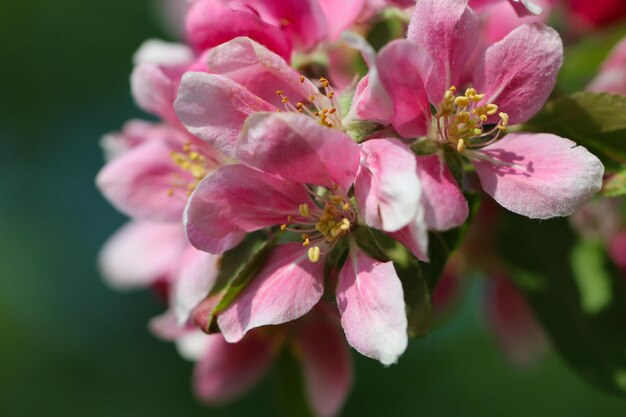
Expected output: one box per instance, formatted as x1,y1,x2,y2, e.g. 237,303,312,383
308,246,321,263
280,224,287,232
457,139,466,153
298,203,310,217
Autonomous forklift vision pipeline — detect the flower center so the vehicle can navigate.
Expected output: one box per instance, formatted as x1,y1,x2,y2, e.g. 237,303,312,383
275,77,343,129
434,86,509,152
168,142,211,197
280,187,356,263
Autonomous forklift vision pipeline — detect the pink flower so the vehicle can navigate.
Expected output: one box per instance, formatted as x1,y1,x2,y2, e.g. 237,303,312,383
185,0,366,60
151,306,352,417
588,36,626,96
97,120,225,324
183,109,423,364
353,0,604,220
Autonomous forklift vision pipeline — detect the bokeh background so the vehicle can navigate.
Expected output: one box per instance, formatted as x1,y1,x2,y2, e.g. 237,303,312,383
1,1,626,416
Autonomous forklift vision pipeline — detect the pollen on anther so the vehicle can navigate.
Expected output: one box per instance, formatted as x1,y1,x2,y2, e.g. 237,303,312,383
280,224,287,231
308,246,321,263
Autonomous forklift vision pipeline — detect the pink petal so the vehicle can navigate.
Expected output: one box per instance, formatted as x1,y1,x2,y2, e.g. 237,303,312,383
131,63,181,125
336,246,408,365
294,306,353,417
407,0,479,104
193,331,274,403
485,275,548,367
473,23,562,125
133,39,194,67
237,112,360,190
100,120,154,161
355,138,420,232
246,0,328,50
205,37,318,107
98,221,187,289
173,247,221,324
415,154,468,231
185,164,313,253
185,0,291,60
388,217,430,262
318,0,365,41
376,39,432,138
96,139,189,222
217,243,325,342
480,1,550,44
588,37,626,95
149,310,188,341
174,72,275,158
472,133,604,219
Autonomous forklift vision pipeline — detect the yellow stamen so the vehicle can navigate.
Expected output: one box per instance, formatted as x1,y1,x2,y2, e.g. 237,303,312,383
298,203,310,217
308,246,321,263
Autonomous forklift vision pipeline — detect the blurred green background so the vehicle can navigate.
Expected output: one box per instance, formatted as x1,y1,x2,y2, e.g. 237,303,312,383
1,1,625,416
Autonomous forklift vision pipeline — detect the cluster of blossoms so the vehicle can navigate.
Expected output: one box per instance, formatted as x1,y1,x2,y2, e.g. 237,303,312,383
97,0,620,414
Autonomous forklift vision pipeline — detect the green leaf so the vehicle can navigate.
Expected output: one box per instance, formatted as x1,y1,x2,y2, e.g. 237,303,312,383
497,214,626,397
523,92,626,165
275,347,315,417
602,169,626,197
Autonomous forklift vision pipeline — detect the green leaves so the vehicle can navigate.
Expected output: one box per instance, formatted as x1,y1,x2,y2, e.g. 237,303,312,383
523,92,626,166
497,214,626,397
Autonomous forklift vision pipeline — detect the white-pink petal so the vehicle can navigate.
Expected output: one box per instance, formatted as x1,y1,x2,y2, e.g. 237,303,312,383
336,246,408,365
472,133,604,219
98,221,187,290
355,138,420,232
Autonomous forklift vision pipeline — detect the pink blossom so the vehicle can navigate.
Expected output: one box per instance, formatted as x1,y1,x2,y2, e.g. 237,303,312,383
353,0,604,220
151,306,352,417
183,109,422,364
588,36,626,96
185,0,366,60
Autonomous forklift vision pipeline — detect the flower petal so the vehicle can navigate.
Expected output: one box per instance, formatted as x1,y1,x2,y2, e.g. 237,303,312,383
193,331,274,403
217,243,325,342
294,306,352,417
131,63,181,125
336,246,408,365
185,0,291,60
355,138,420,232
473,23,562,125
246,0,328,50
185,164,313,253
318,0,365,41
376,39,432,138
415,154,468,231
96,138,189,221
407,0,479,104
133,39,194,67
237,112,360,190
472,133,604,219
205,37,318,107
388,216,430,262
173,247,221,324
98,221,187,290
174,72,275,158
485,276,548,367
